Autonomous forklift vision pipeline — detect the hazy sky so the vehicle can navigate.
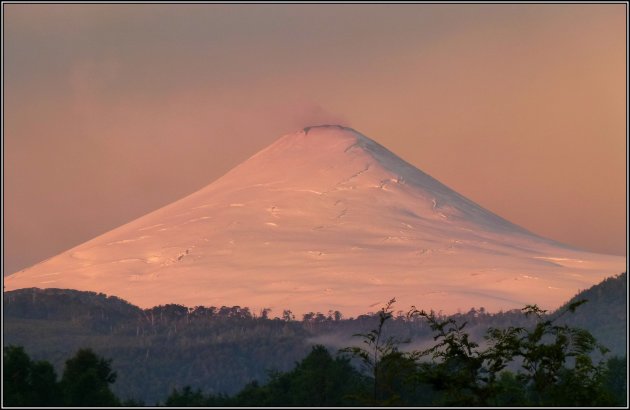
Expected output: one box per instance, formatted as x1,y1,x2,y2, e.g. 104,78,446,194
3,3,627,275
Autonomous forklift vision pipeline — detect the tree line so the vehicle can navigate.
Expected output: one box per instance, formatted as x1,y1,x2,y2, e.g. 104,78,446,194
3,346,127,406
3,298,626,407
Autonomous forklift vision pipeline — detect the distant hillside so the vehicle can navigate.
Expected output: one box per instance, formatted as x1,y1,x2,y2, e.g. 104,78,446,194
4,273,626,404
552,272,627,356
4,289,313,404
3,287,143,322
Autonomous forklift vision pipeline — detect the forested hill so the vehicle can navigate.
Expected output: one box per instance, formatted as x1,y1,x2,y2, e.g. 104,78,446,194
3,273,626,404
553,272,627,355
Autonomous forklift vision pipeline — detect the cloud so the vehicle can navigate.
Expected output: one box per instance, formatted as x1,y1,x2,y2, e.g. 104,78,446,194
287,102,350,129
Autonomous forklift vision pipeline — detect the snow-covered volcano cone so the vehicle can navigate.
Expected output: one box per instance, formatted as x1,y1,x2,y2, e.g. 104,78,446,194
5,125,625,315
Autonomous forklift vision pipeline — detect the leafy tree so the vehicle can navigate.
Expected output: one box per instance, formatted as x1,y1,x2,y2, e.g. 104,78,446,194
3,345,61,406
281,309,295,321
413,309,487,405
547,356,612,406
3,345,33,407
4,281,626,406
374,349,421,405
486,371,529,406
231,380,272,406
340,298,417,405
280,345,364,406
29,360,62,406
602,355,628,406
488,301,611,406
231,345,366,406
413,299,618,406
164,386,217,406
60,348,120,406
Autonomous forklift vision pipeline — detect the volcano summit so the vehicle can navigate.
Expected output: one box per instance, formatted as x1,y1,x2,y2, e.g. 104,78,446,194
5,125,625,315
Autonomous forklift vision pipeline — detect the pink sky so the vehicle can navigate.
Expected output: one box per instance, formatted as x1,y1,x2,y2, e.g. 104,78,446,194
4,4,627,275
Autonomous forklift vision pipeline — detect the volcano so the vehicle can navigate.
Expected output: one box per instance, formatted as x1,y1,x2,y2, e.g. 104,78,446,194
4,125,625,315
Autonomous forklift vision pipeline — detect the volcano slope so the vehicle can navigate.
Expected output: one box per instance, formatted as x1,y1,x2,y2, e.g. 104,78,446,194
5,125,625,316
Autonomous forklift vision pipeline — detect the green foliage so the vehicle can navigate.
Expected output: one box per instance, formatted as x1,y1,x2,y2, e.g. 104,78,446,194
162,345,367,406
230,345,367,406
3,345,34,406
485,371,529,406
272,345,364,406
373,350,421,405
340,298,414,405
3,346,131,407
3,275,626,406
413,309,487,405
554,272,627,355
28,360,61,406
340,298,423,406
4,289,315,403
484,301,613,406
61,348,120,406
164,386,224,406
419,298,625,406
602,355,628,406
342,298,626,407
3,345,62,406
